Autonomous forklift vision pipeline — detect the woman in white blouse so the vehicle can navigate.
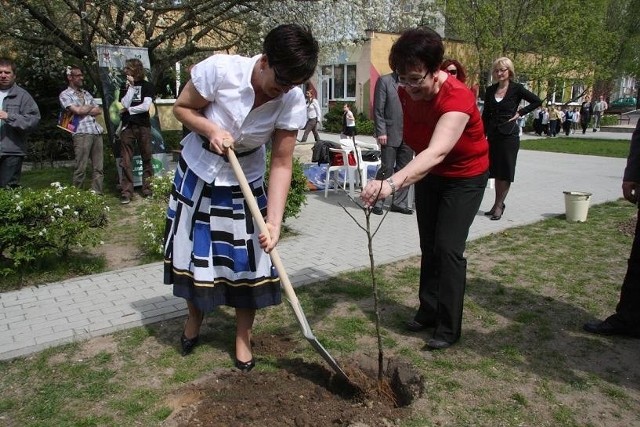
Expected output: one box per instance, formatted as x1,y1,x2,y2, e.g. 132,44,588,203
164,24,319,372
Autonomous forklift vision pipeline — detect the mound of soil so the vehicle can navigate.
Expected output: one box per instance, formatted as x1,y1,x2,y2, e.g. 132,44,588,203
162,335,424,427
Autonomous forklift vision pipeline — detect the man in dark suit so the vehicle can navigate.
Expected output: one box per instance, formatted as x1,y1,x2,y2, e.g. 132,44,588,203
371,72,414,215
583,119,640,338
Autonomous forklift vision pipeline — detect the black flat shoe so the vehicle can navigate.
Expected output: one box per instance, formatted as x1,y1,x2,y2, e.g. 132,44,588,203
180,334,200,356
390,205,413,215
235,358,255,372
405,319,435,332
425,338,453,350
371,206,383,215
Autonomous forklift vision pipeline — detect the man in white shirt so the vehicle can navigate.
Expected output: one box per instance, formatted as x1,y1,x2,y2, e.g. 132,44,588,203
593,95,608,132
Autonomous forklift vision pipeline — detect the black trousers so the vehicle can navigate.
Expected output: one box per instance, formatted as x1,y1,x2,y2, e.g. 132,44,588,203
414,172,488,343
0,155,23,188
374,141,414,209
609,209,640,330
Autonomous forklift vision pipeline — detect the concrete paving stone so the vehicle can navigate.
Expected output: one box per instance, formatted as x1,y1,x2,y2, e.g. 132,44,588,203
141,305,183,319
30,325,54,338
34,330,75,346
98,305,130,316
53,318,91,333
1,337,36,354
72,292,111,304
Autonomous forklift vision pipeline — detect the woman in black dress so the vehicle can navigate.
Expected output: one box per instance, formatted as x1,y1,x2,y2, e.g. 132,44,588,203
482,57,541,220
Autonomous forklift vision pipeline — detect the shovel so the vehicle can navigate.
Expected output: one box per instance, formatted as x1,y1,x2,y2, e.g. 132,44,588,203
225,144,350,382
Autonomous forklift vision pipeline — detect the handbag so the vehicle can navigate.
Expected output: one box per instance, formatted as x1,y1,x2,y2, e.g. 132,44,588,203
57,109,80,133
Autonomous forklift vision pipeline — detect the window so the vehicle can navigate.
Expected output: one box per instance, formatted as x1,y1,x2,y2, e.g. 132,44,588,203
571,83,584,102
320,64,357,101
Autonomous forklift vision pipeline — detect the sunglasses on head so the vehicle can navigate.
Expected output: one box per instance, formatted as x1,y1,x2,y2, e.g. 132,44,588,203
447,69,457,75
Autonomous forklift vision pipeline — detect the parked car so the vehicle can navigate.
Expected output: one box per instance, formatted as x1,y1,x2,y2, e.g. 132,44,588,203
608,97,638,114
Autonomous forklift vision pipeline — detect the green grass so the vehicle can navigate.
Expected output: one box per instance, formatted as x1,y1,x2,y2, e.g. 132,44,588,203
521,137,630,157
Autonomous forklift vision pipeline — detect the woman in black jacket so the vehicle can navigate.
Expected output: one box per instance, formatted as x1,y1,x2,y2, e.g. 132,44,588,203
482,57,542,220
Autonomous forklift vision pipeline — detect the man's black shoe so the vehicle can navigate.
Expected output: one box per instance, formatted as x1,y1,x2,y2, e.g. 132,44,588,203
371,206,384,215
583,319,632,337
390,205,413,215
405,320,434,332
425,338,453,350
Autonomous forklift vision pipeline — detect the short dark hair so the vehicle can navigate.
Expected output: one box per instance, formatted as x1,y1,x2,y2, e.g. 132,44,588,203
125,58,145,80
263,24,319,83
0,58,17,73
389,27,444,75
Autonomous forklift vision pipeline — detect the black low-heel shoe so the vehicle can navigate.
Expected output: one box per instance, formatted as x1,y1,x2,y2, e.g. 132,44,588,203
180,334,200,356
235,358,255,372
490,203,506,221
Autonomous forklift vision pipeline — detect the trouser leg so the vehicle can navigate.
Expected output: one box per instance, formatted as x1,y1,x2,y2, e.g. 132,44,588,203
119,127,135,198
612,211,640,328
137,125,154,196
89,134,104,194
72,133,90,189
415,173,487,342
0,155,23,188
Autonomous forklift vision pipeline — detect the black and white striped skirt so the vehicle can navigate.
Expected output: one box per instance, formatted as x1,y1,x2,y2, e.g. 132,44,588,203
163,157,281,313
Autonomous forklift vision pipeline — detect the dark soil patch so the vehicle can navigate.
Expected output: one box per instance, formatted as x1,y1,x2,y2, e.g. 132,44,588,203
162,335,423,427
618,213,637,237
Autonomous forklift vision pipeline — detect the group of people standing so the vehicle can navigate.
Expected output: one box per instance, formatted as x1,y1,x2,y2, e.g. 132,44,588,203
531,95,609,138
0,55,155,201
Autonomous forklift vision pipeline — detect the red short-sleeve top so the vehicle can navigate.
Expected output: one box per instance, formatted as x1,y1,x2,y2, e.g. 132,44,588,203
400,76,489,178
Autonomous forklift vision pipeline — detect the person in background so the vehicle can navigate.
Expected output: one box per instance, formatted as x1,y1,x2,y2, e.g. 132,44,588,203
361,27,489,350
482,57,542,220
342,103,356,137
541,106,550,136
572,107,580,134
0,57,40,188
562,106,573,136
59,65,104,194
533,105,543,136
583,119,640,338
164,24,319,371
592,95,608,132
371,71,414,215
580,96,592,134
299,89,321,143
440,59,467,83
548,104,560,137
119,58,155,204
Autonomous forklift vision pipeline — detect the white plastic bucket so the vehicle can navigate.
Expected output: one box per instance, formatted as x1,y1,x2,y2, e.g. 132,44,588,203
563,191,592,222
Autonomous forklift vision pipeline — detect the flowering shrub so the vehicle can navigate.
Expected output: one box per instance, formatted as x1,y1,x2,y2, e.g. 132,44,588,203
139,171,174,257
0,183,109,275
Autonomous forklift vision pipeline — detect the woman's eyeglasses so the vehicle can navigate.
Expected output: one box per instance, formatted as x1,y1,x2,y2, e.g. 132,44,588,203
447,69,457,76
397,71,429,88
272,66,297,88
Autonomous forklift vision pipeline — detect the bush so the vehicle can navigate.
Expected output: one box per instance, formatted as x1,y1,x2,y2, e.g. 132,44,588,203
0,184,108,275
322,102,374,137
265,153,308,221
138,171,174,257
137,151,308,257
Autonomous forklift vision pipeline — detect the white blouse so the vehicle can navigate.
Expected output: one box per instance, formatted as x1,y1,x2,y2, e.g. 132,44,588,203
180,54,306,184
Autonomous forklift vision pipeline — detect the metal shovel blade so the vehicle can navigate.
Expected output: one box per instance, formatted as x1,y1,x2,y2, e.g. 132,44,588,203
226,146,350,382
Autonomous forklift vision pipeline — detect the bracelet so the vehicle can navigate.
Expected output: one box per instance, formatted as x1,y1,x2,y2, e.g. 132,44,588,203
386,177,396,195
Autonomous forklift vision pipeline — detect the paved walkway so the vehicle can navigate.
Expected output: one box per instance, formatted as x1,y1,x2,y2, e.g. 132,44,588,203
0,129,632,360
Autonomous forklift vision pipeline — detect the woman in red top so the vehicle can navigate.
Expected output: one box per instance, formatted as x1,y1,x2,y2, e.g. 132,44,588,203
361,27,489,350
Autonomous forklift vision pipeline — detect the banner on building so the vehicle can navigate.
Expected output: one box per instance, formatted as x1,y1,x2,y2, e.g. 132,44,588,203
96,44,167,185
